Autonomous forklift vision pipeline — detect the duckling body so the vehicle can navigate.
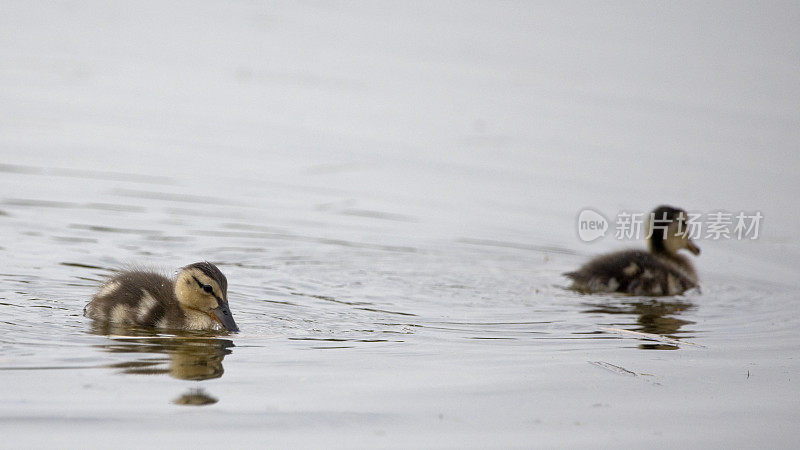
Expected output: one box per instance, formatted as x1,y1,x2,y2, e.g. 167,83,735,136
85,262,238,332
565,206,700,296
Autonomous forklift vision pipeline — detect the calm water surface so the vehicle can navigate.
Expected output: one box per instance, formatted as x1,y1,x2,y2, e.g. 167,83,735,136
1,2,799,448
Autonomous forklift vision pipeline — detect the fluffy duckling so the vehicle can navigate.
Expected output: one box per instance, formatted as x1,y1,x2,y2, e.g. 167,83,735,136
84,262,239,332
565,205,700,296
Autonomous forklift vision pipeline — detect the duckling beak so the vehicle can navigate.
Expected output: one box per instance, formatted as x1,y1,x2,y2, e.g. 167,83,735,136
686,240,701,256
210,302,239,332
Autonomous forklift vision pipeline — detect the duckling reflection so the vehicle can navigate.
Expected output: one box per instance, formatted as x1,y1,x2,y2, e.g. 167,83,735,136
584,298,695,350
91,325,233,380
173,388,218,406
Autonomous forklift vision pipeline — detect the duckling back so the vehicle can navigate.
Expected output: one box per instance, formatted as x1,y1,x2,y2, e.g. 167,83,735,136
565,250,697,296
84,270,182,328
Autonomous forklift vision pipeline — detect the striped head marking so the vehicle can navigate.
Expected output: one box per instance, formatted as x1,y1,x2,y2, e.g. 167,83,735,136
647,205,701,257
175,262,238,332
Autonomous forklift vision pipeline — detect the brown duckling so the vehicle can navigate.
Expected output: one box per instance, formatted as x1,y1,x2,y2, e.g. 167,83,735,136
565,205,700,296
84,262,239,332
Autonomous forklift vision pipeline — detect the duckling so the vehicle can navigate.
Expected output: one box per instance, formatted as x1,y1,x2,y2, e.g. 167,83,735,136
84,262,239,332
564,205,700,296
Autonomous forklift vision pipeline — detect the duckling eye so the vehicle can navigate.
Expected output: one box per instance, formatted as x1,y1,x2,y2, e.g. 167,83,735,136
202,284,213,294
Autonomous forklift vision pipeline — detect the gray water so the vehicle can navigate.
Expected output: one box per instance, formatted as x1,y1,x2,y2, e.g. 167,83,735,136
1,1,799,448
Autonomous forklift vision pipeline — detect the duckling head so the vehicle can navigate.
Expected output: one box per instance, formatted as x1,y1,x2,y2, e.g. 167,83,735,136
646,205,701,257
174,262,239,332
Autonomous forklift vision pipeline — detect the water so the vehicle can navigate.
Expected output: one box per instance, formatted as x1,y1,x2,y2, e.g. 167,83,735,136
1,1,799,448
